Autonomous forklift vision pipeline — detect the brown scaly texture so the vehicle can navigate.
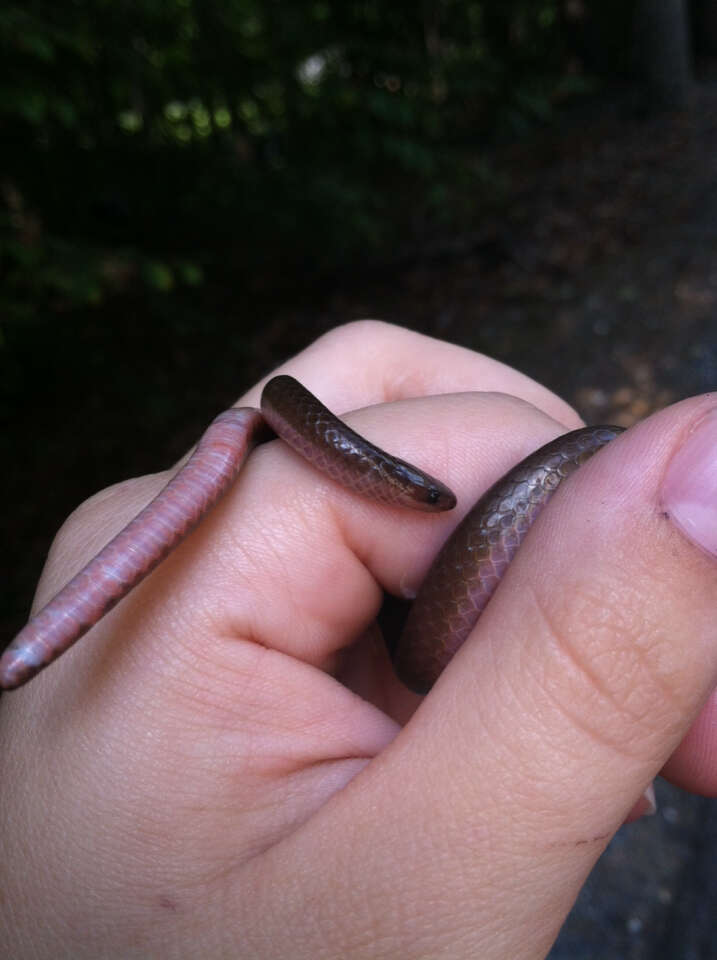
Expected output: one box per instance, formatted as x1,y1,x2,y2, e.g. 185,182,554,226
261,376,456,511
393,426,624,693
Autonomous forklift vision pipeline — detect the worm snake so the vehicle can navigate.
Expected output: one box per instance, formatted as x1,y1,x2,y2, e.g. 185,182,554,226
0,375,623,693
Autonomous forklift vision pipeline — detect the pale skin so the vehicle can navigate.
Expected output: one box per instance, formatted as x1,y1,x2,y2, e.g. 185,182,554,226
1,321,717,959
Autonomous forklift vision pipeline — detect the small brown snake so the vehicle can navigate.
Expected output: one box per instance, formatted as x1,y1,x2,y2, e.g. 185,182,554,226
0,376,622,693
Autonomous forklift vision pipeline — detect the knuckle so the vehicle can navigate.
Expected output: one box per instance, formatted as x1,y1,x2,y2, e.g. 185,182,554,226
320,318,392,349
45,477,160,583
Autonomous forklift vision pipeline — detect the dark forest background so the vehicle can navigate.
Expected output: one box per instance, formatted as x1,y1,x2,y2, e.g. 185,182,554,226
0,1,701,315
3,2,717,956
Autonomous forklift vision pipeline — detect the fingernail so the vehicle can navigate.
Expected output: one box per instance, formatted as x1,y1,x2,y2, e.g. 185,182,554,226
625,782,658,823
661,411,717,557
640,781,657,817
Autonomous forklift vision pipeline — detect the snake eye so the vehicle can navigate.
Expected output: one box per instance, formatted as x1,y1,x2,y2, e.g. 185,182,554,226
427,488,440,505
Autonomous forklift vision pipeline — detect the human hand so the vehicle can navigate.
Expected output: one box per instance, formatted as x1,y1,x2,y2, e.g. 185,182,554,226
1,321,716,959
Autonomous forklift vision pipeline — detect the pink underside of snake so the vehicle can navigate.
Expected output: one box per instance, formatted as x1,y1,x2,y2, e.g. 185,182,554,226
0,375,622,692
0,408,267,689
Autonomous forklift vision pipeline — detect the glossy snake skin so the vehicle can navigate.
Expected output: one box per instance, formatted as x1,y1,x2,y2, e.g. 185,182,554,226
393,426,623,692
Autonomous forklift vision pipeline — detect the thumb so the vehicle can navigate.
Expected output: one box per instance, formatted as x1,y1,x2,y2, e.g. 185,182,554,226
252,395,717,960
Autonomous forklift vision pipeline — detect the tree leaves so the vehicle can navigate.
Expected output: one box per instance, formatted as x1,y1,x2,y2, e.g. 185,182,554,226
0,0,636,320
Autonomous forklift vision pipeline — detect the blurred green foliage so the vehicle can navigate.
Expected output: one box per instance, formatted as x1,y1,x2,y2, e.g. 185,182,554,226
0,0,636,326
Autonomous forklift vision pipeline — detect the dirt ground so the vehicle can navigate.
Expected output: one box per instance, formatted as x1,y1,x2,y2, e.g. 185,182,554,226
3,85,717,957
